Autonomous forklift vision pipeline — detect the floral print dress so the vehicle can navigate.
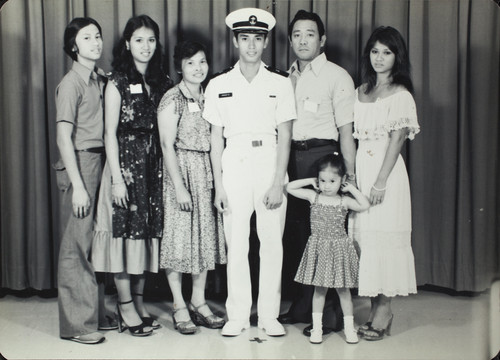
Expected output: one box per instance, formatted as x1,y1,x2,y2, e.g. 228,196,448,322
158,81,226,274
92,71,169,275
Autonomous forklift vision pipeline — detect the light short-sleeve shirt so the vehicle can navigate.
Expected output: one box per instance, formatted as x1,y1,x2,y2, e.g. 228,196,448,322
55,61,104,150
203,61,296,138
289,53,355,141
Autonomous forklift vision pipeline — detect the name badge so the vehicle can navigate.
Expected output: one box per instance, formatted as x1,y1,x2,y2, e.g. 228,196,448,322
130,84,143,94
304,99,318,113
219,92,232,98
188,101,201,112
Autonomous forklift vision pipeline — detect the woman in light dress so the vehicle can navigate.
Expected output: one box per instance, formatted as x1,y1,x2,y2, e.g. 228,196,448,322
349,26,420,341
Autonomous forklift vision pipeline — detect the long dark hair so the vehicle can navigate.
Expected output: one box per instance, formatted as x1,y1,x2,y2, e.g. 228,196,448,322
111,15,171,91
361,26,414,94
64,17,102,61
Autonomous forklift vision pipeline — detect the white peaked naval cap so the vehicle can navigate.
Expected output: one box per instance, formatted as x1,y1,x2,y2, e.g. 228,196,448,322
225,8,276,33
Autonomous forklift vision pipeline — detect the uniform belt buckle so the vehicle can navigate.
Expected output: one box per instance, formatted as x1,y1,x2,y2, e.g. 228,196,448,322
252,140,263,147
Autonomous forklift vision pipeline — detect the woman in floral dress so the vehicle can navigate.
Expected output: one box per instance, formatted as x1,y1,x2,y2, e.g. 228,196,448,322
92,15,172,337
158,40,226,334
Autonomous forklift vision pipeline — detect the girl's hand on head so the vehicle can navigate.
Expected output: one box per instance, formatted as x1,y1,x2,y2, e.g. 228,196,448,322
311,178,319,190
72,187,91,218
340,182,353,193
112,182,129,209
176,186,193,212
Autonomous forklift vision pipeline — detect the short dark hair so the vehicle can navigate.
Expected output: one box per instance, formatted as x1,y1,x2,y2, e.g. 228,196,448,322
288,10,325,39
361,26,414,94
233,30,268,40
314,153,346,177
173,40,207,74
64,17,102,61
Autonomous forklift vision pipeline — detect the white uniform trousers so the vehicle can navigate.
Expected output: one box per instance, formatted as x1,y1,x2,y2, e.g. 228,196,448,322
222,135,287,321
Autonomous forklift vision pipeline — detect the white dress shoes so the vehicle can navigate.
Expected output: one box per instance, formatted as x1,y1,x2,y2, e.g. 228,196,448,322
221,320,250,337
258,318,286,337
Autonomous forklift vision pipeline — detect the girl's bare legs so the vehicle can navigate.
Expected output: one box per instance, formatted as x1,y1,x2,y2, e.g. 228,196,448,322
114,272,142,327
312,286,328,313
336,288,353,316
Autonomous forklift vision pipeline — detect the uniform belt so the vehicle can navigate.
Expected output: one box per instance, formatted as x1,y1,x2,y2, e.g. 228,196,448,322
291,139,337,151
76,146,105,154
226,134,277,148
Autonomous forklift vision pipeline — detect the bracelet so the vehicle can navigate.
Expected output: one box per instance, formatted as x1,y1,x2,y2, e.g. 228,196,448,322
372,185,386,191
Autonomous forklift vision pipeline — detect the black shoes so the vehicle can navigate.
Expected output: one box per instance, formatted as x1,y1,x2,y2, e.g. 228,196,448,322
303,324,335,337
278,312,310,325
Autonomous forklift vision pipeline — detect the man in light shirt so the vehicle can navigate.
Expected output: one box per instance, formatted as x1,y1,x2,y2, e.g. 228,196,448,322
279,9,357,337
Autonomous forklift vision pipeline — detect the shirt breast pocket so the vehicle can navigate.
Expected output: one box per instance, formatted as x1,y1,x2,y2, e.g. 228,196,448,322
265,94,278,112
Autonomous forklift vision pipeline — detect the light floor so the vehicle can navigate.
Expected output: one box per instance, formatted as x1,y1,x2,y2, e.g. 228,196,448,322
0,288,497,360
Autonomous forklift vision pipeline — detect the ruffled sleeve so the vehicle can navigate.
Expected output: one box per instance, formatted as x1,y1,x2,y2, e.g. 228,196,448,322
385,91,420,140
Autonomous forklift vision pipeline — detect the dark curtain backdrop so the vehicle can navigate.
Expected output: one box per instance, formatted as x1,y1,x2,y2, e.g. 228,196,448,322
0,0,498,292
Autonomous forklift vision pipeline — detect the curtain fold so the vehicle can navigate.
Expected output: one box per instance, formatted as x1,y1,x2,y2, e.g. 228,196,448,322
0,0,498,292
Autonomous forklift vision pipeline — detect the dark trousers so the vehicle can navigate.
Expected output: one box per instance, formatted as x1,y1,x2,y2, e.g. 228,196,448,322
282,143,343,327
57,152,103,337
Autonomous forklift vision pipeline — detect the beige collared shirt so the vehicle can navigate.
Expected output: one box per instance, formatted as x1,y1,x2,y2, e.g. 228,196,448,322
289,53,355,141
55,61,105,150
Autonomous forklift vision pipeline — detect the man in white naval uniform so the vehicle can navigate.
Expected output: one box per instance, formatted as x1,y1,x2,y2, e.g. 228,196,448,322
204,7,296,337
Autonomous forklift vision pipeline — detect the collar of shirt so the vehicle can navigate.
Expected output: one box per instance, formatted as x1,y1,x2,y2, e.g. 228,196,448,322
71,61,102,85
231,60,270,82
179,79,204,102
289,52,327,78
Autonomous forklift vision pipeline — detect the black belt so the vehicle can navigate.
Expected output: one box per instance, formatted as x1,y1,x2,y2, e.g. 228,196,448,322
291,139,337,151
76,146,105,154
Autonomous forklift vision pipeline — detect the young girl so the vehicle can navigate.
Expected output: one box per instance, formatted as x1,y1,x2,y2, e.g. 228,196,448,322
287,153,370,344
157,40,226,335
55,17,116,344
92,15,172,337
350,26,419,341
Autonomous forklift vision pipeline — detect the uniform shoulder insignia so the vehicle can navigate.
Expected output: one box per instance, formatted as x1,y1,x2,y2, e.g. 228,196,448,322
265,66,289,78
211,66,234,79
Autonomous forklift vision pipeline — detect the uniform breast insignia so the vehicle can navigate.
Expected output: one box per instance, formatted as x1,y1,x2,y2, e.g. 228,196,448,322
265,66,289,78
211,66,234,79
219,92,233,98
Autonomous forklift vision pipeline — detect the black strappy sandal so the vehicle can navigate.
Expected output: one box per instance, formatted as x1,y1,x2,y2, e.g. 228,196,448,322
116,299,153,337
131,293,161,330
